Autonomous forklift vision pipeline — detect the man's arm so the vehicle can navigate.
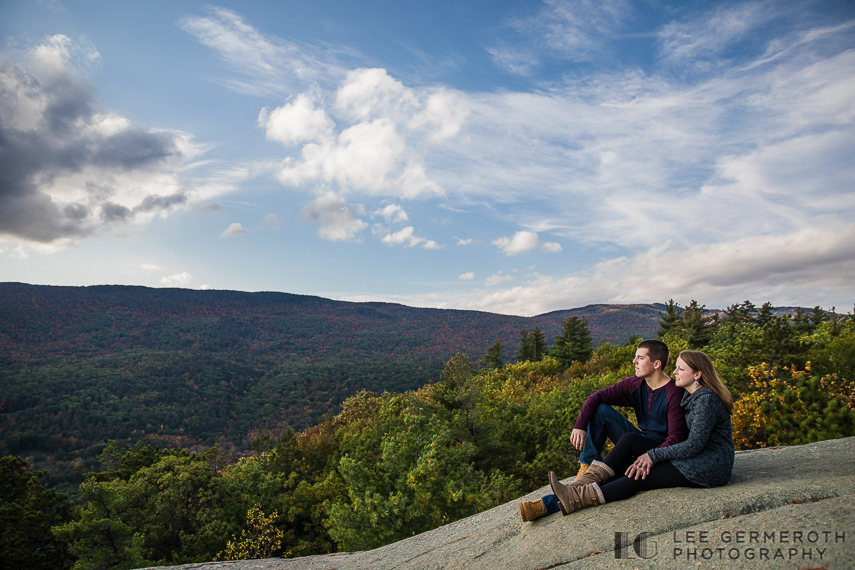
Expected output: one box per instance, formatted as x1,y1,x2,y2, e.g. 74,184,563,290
573,377,639,432
657,381,689,448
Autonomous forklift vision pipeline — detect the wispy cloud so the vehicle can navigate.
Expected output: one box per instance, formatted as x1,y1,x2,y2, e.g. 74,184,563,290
657,2,772,69
180,7,345,95
490,0,633,73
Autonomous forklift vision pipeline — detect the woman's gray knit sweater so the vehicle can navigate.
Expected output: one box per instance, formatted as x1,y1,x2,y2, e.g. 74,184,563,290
647,386,735,487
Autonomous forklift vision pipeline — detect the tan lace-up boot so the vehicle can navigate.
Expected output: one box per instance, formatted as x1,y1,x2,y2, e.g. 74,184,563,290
518,499,548,522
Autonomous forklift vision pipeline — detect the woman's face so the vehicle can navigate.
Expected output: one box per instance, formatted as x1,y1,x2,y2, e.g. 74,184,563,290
673,357,698,389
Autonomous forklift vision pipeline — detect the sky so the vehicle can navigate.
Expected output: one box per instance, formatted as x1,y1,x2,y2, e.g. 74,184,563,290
1,0,854,316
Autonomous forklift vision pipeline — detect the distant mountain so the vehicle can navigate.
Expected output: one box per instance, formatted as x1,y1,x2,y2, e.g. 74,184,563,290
0,283,664,366
0,283,667,490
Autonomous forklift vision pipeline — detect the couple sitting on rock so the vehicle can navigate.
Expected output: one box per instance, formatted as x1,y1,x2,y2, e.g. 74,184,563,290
519,339,735,521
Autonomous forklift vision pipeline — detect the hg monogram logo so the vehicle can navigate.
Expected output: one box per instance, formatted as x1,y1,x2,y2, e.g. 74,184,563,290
615,531,658,559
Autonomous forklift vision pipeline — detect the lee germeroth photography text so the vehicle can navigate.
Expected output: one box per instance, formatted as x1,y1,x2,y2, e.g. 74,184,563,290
616,528,846,563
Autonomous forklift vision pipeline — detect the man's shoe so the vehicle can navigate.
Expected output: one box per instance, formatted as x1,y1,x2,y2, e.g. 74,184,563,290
518,499,548,522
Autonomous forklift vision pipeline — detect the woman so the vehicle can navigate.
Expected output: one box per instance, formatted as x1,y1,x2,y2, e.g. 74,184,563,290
519,350,734,521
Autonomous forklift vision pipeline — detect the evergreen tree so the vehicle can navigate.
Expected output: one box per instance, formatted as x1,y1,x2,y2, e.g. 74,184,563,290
810,306,827,328
724,300,757,324
0,457,73,570
682,300,716,349
516,328,546,362
550,316,593,367
657,299,683,338
756,302,775,325
480,341,504,369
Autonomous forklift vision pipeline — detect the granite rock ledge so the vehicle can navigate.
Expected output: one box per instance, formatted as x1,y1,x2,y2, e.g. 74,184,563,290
139,436,855,570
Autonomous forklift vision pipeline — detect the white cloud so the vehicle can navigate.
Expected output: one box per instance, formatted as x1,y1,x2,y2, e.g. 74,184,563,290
379,226,441,249
493,231,559,255
409,89,469,141
485,271,514,286
259,93,334,146
161,272,192,287
302,192,368,241
221,223,248,238
372,204,409,222
456,238,473,246
381,226,422,247
277,118,406,192
335,68,417,121
459,272,475,280
141,264,161,271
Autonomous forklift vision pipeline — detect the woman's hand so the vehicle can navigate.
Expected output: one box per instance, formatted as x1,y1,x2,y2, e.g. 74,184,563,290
626,453,653,480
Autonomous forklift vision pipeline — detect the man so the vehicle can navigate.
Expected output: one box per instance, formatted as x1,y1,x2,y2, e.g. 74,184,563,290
571,338,687,477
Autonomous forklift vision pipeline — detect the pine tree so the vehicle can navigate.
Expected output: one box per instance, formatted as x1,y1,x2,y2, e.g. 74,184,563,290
682,300,715,349
550,316,593,367
657,299,683,338
480,341,504,369
517,329,546,362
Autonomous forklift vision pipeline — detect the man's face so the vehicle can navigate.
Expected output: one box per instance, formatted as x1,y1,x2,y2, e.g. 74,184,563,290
633,348,659,378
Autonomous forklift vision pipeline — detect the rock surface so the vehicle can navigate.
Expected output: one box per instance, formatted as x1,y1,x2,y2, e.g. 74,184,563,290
140,437,855,570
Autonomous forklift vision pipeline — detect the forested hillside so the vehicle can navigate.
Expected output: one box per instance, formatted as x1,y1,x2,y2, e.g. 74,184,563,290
0,283,663,495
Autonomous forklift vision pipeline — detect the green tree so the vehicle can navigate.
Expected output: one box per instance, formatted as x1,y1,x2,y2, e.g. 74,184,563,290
657,299,683,338
55,445,236,569
0,457,73,570
517,328,546,362
479,341,504,369
682,300,716,349
550,316,593,367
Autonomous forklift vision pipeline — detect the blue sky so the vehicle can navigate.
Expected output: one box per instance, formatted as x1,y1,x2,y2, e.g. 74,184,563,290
1,0,853,316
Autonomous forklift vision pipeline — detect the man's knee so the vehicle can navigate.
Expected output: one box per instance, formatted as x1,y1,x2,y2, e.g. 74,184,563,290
594,404,616,418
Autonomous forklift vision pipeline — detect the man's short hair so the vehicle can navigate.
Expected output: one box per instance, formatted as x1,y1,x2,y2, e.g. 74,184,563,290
637,339,669,369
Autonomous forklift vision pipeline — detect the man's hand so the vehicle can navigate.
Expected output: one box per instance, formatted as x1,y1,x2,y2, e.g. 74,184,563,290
625,453,653,480
571,428,587,450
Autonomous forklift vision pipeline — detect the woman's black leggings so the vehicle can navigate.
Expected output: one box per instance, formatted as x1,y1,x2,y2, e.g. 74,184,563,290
599,432,701,503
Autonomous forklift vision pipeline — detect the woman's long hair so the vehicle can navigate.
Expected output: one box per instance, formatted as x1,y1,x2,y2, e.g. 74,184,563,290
678,350,734,414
